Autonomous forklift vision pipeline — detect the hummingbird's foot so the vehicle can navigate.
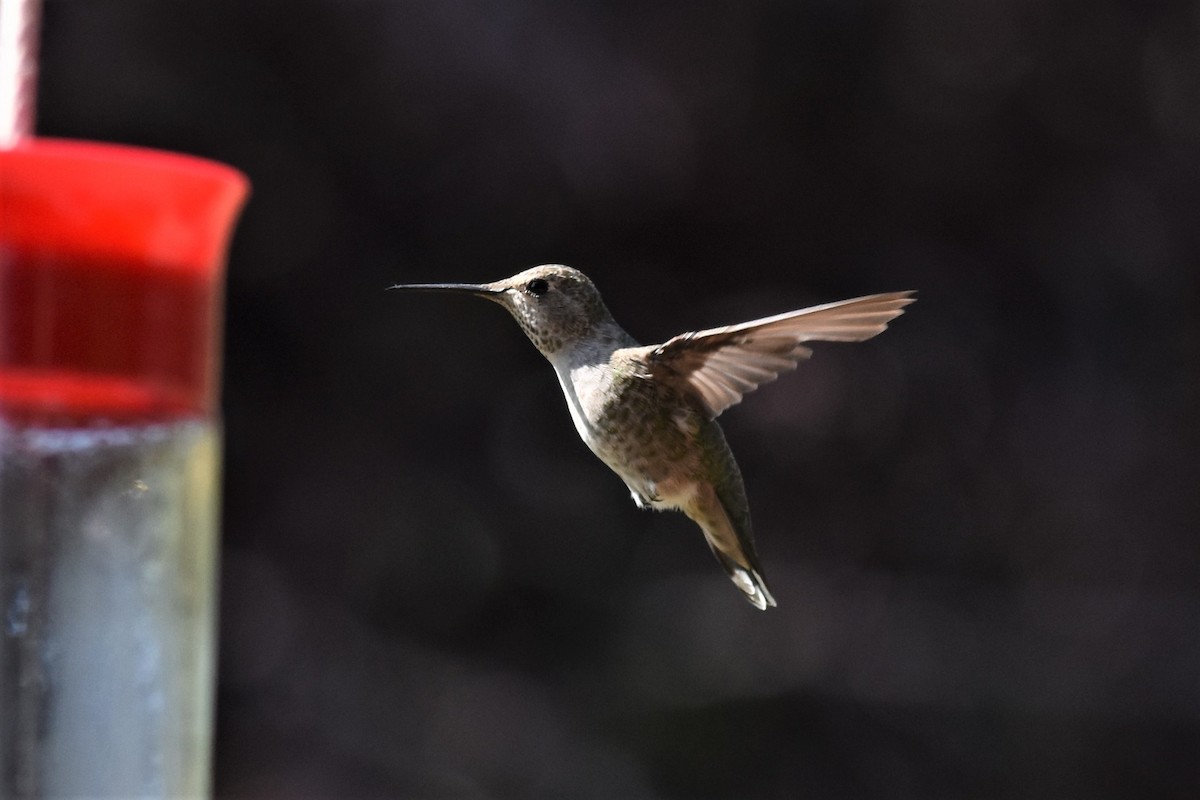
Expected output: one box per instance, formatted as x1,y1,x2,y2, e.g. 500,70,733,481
630,486,661,510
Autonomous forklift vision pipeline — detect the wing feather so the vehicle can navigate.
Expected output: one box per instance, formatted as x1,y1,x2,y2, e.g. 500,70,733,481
640,290,915,418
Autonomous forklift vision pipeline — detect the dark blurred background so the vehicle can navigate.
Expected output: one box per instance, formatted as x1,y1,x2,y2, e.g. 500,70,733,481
36,0,1200,797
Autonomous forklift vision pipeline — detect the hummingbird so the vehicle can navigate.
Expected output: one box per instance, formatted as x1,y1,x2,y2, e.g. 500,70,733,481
390,266,914,610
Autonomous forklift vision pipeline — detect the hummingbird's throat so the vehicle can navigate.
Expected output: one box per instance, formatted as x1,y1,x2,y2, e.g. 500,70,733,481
510,305,568,356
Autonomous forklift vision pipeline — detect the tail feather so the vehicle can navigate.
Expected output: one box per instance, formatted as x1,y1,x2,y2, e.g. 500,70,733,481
710,547,777,610
671,424,777,609
687,482,777,610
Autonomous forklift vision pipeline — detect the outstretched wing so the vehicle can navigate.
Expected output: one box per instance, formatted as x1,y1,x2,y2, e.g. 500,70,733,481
637,290,915,419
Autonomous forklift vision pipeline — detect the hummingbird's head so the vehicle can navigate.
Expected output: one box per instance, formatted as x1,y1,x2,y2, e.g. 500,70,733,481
483,265,615,357
391,264,616,359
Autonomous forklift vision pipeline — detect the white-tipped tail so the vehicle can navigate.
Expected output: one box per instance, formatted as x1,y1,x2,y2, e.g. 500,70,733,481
729,564,777,610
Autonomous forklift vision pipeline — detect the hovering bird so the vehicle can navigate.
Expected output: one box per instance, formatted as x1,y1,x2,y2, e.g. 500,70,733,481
391,266,914,609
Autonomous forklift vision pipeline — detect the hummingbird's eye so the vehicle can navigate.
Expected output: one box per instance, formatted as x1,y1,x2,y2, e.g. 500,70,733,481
527,278,550,296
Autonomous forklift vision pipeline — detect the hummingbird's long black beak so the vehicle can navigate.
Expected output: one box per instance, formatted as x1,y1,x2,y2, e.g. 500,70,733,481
387,282,506,300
